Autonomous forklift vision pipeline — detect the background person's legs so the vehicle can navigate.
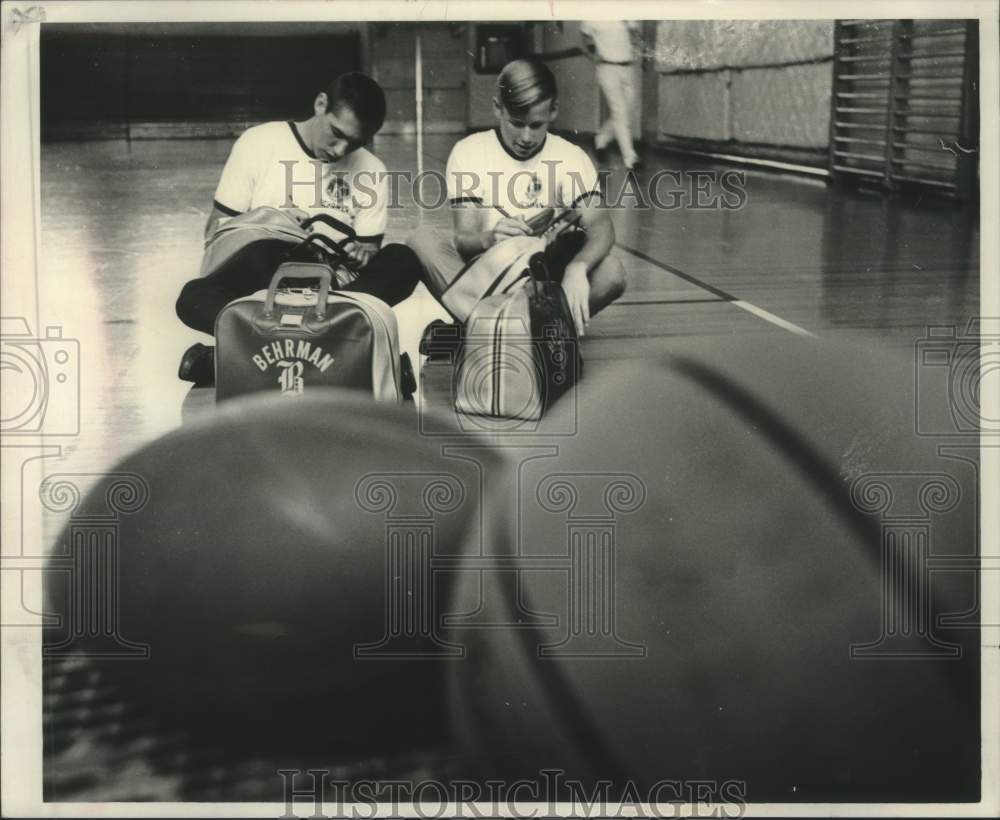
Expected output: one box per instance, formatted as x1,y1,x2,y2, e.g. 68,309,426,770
594,106,617,159
595,63,638,168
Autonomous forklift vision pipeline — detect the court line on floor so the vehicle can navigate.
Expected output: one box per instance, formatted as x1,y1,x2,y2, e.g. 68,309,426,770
616,244,736,301
615,243,817,338
610,297,729,306
729,300,817,338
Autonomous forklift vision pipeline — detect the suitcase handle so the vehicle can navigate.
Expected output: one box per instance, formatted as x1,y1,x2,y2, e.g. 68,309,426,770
262,266,334,320
528,252,551,282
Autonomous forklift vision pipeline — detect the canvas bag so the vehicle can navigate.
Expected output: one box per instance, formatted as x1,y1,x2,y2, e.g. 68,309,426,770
455,254,582,420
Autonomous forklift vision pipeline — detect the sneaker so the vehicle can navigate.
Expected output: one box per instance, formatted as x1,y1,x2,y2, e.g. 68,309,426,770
419,320,463,362
178,343,215,387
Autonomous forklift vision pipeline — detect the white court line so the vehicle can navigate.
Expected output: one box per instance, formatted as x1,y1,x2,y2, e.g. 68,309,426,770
731,299,817,338
615,245,818,338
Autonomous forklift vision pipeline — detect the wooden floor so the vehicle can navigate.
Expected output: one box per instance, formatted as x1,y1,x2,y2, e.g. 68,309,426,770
37,133,980,494
35,135,982,800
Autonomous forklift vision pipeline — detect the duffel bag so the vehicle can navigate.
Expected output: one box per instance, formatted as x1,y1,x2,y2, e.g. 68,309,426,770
455,253,582,421
215,261,405,403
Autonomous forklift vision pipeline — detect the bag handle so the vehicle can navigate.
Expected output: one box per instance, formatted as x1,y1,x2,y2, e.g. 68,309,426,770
300,212,357,238
528,252,551,283
286,214,360,270
286,231,353,262
262,266,333,320
527,207,584,238
549,209,583,234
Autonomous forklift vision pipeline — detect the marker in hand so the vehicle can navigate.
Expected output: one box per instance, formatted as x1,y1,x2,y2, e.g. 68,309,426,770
489,205,531,246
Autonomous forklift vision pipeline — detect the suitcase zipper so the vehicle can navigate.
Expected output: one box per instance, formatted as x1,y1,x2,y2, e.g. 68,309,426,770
491,301,508,417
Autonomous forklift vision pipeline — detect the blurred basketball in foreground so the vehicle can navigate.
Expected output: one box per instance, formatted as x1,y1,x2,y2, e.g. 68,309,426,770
43,336,980,802
446,335,979,803
44,392,493,761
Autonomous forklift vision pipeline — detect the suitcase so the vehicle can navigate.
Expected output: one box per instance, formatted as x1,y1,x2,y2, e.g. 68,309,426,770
455,253,582,421
215,261,406,403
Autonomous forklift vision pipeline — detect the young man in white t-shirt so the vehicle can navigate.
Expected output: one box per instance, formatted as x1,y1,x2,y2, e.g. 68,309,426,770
408,59,626,337
176,72,423,384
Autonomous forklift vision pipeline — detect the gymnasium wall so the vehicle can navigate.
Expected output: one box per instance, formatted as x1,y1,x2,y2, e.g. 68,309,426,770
367,23,466,135
539,22,602,137
464,20,836,167
652,20,835,165
41,19,840,170
466,24,546,130
41,23,364,141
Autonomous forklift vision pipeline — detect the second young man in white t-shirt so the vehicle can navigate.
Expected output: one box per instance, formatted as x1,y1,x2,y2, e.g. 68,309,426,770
408,59,626,337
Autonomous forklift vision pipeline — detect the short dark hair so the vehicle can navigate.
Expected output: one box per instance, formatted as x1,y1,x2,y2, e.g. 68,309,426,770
496,59,558,115
325,72,387,137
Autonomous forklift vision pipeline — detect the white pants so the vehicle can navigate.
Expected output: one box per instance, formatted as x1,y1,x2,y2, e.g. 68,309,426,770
594,62,637,166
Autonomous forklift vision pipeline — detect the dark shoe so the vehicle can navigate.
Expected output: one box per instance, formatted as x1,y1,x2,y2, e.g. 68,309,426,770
594,141,611,165
625,158,644,176
178,343,215,387
419,320,463,362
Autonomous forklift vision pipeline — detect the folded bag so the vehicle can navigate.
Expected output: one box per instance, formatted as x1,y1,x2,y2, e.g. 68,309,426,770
200,205,362,288
455,253,582,421
437,208,583,322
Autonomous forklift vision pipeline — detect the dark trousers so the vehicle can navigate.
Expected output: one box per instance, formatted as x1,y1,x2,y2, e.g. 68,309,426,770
176,242,424,335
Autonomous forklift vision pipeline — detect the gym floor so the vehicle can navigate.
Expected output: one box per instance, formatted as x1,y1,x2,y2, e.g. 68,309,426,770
38,133,980,490
38,133,981,800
